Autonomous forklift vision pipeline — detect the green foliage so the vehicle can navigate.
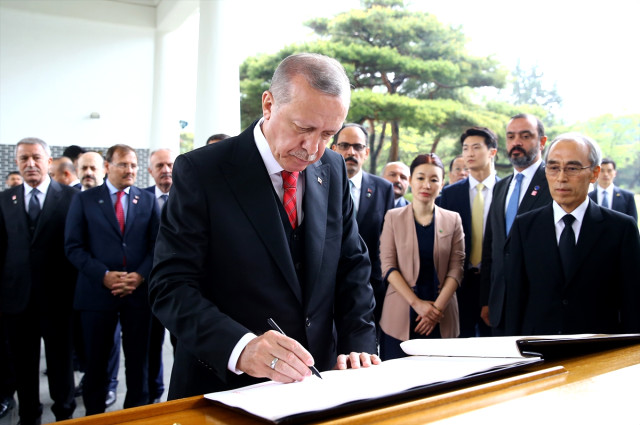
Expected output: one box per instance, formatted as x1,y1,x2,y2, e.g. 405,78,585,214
179,132,193,154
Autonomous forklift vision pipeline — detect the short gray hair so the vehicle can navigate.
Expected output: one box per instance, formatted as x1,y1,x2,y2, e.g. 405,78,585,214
544,132,602,168
269,53,351,105
16,137,51,158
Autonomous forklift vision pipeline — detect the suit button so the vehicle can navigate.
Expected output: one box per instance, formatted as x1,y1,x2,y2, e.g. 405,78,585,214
295,262,301,271
562,299,569,306
122,243,127,247
293,233,298,241
305,318,311,327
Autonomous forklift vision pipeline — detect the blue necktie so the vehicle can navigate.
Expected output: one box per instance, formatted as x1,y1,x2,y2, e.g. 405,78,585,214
505,173,524,235
29,188,41,222
601,190,609,209
159,194,168,209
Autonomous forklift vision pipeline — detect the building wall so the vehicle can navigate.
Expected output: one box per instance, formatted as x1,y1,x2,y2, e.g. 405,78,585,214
0,1,156,151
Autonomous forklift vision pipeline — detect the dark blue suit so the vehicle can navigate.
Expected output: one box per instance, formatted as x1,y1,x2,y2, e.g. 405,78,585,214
149,122,377,398
355,172,395,326
588,186,637,223
437,176,499,337
0,180,78,422
394,197,410,208
506,200,640,335
65,183,159,414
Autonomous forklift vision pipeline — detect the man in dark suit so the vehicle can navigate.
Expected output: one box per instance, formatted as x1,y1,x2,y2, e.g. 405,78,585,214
588,158,637,222
149,53,379,399
144,148,175,404
438,127,499,338
331,123,395,328
480,114,553,335
0,137,77,424
506,133,640,335
65,144,159,415
382,161,410,208
51,156,82,189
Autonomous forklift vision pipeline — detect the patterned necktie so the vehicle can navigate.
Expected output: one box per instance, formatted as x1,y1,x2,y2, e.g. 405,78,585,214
115,191,125,234
29,188,41,222
282,171,298,229
470,183,485,266
505,173,524,235
601,190,609,209
559,214,576,281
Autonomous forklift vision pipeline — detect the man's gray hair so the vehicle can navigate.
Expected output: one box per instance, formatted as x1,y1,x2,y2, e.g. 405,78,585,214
544,132,602,167
269,53,351,105
148,148,175,167
15,137,51,158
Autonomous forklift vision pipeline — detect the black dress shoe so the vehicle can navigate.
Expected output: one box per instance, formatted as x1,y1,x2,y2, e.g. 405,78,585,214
105,390,117,407
0,396,15,418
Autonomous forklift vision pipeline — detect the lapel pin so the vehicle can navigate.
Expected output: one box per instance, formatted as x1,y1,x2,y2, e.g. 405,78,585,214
317,177,322,184
531,185,540,196
133,198,138,205
366,188,373,198
439,229,443,233
615,193,621,197
11,195,17,204
98,199,104,204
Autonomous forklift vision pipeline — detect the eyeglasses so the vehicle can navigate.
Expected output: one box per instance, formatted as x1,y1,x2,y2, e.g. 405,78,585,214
336,142,367,152
545,164,591,177
111,162,138,171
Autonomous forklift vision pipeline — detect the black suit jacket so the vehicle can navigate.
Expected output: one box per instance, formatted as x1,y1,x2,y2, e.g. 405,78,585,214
64,183,159,311
505,201,640,335
355,172,394,292
437,176,500,270
588,186,637,222
0,181,78,314
480,163,552,329
149,123,377,397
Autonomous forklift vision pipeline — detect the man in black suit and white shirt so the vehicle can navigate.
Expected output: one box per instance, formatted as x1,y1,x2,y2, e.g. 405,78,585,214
588,158,637,222
0,138,78,424
149,53,379,399
331,123,395,328
480,114,553,335
505,133,640,335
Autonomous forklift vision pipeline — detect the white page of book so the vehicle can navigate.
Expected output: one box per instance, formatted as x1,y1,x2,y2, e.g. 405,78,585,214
205,355,538,422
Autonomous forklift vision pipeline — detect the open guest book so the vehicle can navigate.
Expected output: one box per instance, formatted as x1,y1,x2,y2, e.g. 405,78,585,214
205,333,640,424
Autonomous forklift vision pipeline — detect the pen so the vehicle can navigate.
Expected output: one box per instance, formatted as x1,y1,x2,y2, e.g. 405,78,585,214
267,318,323,379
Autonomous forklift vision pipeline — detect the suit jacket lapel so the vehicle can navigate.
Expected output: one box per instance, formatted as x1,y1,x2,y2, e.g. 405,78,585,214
612,187,623,211
495,174,512,230
98,184,123,236
221,135,302,304
6,187,29,242
518,164,546,213
31,180,61,240
302,160,330,303
124,186,140,239
356,172,373,223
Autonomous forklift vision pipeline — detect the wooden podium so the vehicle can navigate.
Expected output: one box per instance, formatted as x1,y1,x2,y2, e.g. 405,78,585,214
58,344,640,424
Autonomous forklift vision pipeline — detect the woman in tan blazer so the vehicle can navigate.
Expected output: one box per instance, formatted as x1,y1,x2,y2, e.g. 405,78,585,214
379,153,465,360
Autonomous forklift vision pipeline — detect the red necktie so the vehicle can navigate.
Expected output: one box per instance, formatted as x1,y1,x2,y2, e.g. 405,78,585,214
115,191,125,234
282,171,299,229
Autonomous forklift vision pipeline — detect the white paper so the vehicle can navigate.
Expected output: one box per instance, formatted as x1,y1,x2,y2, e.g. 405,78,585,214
205,355,539,422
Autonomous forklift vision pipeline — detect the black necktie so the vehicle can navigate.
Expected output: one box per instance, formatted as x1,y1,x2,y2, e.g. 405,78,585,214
559,214,576,281
29,189,41,222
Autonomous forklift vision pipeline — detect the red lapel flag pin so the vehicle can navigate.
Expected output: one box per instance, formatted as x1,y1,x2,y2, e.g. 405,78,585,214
531,185,540,196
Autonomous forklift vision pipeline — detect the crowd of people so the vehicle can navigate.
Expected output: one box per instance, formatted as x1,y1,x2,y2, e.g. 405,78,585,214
1,52,638,424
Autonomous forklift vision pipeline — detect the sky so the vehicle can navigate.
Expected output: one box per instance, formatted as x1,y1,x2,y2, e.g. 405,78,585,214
227,0,640,124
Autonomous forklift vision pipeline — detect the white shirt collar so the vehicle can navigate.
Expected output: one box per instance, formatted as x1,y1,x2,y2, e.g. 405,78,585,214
553,197,589,225
468,173,497,191
24,174,51,196
154,186,169,198
513,157,542,180
254,117,284,176
349,169,364,189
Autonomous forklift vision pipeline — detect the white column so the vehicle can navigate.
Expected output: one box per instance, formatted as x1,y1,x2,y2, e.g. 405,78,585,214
149,30,182,153
194,0,241,147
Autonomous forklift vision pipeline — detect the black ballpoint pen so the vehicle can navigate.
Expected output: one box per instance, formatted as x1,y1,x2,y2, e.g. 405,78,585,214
267,318,323,379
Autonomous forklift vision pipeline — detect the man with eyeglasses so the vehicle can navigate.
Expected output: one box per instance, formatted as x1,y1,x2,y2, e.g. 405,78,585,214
480,114,553,336
65,144,160,415
331,123,395,332
505,133,640,335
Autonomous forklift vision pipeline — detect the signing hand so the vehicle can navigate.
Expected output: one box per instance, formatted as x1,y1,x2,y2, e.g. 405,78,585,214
237,330,315,383
335,352,381,370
